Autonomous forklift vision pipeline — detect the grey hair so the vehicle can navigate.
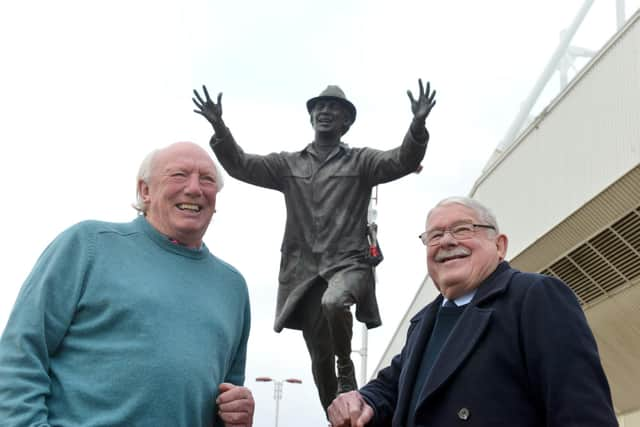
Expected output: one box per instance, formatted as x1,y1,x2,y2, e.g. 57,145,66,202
132,144,225,214
133,149,160,214
428,196,500,233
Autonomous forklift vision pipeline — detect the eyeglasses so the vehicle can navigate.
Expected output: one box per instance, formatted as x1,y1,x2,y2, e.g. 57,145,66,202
419,223,496,246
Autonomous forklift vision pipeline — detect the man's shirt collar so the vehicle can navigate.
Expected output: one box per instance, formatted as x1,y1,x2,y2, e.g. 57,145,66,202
442,289,477,307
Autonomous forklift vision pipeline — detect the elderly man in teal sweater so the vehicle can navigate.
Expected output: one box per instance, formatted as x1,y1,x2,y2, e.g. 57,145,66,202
0,142,254,426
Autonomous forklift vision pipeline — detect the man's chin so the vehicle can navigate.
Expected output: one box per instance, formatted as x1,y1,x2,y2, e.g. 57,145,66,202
172,222,207,238
437,275,469,298
315,127,341,136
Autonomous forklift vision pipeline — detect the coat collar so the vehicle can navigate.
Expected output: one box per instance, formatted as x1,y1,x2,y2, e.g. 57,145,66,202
407,261,513,326
302,141,350,161
470,261,513,307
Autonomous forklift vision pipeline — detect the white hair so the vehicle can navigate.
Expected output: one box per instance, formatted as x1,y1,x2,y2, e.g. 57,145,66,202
132,145,225,214
427,196,500,233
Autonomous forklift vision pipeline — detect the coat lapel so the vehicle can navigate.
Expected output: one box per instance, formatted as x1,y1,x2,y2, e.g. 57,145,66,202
418,306,492,404
417,263,517,407
394,297,441,420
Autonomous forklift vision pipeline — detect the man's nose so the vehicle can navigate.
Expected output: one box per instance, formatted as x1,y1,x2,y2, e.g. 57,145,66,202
439,230,459,246
184,174,203,195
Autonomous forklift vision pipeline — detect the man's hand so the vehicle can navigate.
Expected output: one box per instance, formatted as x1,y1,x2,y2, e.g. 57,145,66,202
407,78,436,122
193,85,226,135
216,383,254,426
327,391,374,427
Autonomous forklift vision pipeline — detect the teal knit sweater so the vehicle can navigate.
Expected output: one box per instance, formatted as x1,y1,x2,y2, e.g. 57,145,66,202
0,216,251,427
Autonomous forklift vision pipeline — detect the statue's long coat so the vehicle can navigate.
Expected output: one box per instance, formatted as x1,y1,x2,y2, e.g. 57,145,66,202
211,127,427,332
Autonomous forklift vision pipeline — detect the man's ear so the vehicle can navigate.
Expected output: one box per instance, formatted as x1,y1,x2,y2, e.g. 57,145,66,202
138,180,151,204
496,233,509,261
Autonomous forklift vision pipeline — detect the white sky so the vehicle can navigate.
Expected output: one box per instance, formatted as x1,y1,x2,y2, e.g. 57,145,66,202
1,1,638,426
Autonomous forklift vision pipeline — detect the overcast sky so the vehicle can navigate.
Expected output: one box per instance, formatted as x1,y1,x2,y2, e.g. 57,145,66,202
1,1,638,425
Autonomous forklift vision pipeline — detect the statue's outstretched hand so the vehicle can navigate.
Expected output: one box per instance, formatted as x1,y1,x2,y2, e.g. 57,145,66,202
193,85,225,134
407,78,436,122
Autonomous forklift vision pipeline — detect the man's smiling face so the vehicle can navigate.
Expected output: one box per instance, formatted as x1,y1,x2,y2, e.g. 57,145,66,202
426,203,507,299
139,142,219,248
310,99,351,136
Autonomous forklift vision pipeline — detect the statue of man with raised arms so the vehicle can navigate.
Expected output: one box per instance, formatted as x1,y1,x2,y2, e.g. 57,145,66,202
193,80,436,414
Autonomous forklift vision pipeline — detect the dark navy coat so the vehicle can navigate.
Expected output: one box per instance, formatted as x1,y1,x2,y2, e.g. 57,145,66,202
360,262,617,426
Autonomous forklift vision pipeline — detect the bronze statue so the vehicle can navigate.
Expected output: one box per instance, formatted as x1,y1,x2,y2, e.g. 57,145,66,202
193,81,436,413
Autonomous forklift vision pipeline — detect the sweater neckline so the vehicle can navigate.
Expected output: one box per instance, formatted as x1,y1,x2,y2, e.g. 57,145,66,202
135,215,209,260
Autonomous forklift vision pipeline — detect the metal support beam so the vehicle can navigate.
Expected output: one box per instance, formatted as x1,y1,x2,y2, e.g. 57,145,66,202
497,0,594,152
617,0,626,29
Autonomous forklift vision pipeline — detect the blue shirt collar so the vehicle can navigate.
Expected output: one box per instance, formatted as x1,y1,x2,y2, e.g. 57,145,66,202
442,289,477,307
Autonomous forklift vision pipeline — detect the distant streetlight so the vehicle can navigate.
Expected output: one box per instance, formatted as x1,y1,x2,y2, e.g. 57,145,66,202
255,376,303,427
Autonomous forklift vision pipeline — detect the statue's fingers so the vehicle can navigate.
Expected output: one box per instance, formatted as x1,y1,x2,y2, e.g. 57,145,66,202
193,90,205,105
202,85,212,102
418,78,424,98
217,93,223,114
428,89,437,104
407,90,416,105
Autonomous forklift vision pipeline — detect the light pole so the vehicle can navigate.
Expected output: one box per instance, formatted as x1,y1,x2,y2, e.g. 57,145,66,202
255,376,302,427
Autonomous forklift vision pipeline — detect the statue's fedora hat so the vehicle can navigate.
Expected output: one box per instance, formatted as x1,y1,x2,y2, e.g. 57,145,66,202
306,85,357,123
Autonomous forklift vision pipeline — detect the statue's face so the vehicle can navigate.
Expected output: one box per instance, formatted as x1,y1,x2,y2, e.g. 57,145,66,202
310,100,351,136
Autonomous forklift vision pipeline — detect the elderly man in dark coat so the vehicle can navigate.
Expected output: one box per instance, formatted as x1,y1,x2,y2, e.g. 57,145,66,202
327,196,617,427
193,81,436,412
